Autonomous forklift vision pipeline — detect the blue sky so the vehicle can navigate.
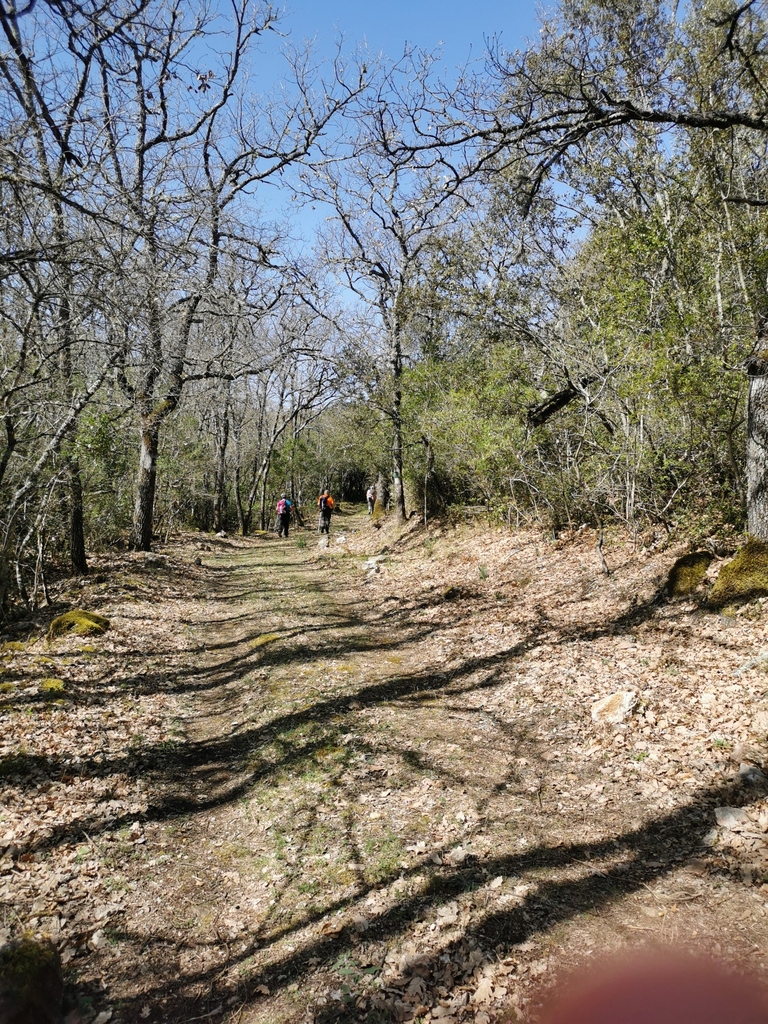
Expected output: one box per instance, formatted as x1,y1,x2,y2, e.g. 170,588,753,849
239,1,547,238
277,0,544,71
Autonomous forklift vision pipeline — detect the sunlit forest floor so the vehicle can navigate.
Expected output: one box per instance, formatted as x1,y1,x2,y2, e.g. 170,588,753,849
4,508,768,1023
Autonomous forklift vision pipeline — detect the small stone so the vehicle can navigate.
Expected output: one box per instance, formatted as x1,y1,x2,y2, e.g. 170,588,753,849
437,902,459,926
738,764,768,787
591,690,639,726
715,806,750,830
446,847,467,866
733,743,764,765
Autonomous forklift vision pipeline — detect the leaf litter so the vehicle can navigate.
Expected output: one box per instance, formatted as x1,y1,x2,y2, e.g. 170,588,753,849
2,520,768,1022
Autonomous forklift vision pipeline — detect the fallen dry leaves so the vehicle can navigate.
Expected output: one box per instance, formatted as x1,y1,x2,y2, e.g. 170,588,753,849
3,519,768,1024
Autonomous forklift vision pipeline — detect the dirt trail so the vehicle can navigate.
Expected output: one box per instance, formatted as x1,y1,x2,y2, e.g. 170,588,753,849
5,512,768,1023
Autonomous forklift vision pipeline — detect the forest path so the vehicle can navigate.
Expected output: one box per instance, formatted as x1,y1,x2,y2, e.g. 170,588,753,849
132,514,768,1024
6,513,768,1024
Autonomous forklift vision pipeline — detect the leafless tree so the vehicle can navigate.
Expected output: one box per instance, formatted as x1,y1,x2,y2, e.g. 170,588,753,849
299,50,484,520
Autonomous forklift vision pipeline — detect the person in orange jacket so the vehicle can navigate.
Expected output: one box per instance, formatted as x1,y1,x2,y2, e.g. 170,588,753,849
317,490,335,534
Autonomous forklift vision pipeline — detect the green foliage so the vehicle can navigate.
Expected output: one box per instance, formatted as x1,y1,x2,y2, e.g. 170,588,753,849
76,408,134,546
401,346,533,512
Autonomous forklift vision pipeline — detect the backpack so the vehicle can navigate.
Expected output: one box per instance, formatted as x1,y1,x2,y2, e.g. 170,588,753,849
276,498,287,515
320,494,334,512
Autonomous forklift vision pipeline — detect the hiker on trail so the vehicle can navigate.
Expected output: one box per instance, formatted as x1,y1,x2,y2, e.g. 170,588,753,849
366,485,376,515
317,490,334,534
276,494,292,538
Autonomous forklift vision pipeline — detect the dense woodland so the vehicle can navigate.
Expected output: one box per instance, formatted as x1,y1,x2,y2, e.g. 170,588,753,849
3,0,768,615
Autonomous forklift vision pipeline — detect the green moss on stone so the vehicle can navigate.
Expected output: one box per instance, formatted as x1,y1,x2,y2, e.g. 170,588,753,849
1,642,26,655
710,539,768,607
39,678,65,693
667,551,714,597
0,937,63,1023
47,609,109,641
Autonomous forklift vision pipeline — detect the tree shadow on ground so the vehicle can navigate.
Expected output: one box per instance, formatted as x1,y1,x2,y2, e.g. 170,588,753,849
0,572,720,857
113,771,744,1023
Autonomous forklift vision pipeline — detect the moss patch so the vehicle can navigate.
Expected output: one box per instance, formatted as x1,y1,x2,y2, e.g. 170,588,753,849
251,632,281,648
667,551,714,597
0,937,63,1021
47,609,110,640
1,641,26,654
710,539,768,607
39,678,65,693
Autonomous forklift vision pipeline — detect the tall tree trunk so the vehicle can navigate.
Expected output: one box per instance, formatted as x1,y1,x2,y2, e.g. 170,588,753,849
375,470,389,513
259,455,271,530
58,288,88,573
746,350,768,539
390,321,406,522
68,457,87,573
213,410,230,533
421,435,433,526
131,423,159,551
234,465,247,535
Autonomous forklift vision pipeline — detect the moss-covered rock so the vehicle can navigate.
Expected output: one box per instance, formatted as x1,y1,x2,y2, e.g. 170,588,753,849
47,609,109,641
710,539,768,607
667,551,714,597
1,642,26,655
39,678,65,694
0,937,63,1024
